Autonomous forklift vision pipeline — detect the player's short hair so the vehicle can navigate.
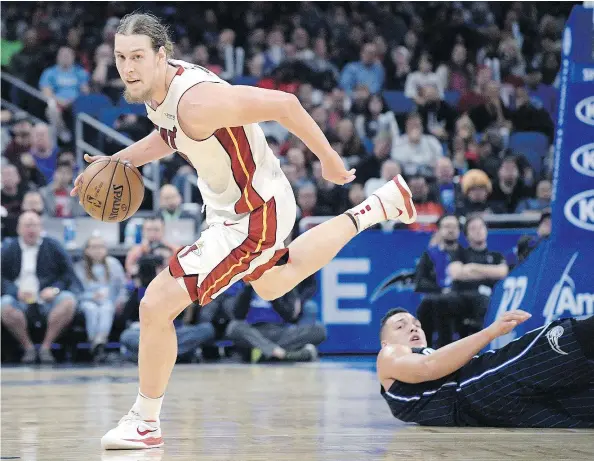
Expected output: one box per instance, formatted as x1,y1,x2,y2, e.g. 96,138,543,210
379,308,410,340
117,12,174,57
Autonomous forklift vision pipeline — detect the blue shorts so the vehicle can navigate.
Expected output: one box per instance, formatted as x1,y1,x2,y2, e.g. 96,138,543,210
1,291,77,316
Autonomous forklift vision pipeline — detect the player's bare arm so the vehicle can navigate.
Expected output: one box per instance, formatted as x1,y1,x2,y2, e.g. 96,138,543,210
378,310,531,386
176,82,356,185
447,261,509,281
70,131,174,196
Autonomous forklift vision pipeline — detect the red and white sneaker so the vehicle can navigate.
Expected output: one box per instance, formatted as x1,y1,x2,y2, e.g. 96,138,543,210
373,174,417,224
101,411,163,450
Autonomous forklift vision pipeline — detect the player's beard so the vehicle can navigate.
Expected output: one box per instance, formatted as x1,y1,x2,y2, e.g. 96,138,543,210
123,86,151,104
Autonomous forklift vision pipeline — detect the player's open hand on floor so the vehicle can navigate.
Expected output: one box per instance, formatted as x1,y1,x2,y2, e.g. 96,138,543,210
321,154,356,185
70,154,111,197
487,310,532,338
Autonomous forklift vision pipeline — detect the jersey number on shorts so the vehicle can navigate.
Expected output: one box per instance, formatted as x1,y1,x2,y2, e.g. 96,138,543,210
155,125,178,150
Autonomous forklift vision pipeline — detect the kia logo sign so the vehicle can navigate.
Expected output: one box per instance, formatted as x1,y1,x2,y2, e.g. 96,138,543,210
564,190,594,231
575,96,594,126
570,143,594,177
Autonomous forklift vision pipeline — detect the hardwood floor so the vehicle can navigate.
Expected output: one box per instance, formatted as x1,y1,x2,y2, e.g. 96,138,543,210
1,363,593,460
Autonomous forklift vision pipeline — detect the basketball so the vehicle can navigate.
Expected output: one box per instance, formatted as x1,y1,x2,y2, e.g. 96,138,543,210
78,157,144,222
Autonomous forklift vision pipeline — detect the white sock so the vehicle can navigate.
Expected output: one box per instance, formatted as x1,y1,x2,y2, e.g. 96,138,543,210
345,195,387,234
131,391,163,423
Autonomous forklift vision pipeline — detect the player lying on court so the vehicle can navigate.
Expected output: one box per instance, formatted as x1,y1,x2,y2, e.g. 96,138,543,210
378,308,594,427
69,13,417,450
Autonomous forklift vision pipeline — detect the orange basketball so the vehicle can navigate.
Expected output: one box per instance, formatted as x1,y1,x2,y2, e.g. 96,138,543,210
79,157,144,222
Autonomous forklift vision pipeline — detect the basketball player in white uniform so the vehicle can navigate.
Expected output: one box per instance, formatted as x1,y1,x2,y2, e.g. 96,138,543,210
71,13,417,450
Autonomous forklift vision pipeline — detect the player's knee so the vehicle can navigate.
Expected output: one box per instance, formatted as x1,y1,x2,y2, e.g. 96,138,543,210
139,297,165,325
310,323,327,345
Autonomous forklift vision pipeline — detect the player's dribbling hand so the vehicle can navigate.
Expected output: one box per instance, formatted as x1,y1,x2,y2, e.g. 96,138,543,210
487,310,532,338
321,154,356,185
70,154,110,197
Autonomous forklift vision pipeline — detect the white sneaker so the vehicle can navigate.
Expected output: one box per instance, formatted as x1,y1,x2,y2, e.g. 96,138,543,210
101,411,163,450
373,174,417,224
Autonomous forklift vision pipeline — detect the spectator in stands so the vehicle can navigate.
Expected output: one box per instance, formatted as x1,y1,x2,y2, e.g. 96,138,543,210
498,37,526,83
91,43,123,103
310,160,348,215
8,28,49,88
432,157,461,214
457,66,491,114
510,86,554,142
456,169,496,216
339,43,385,97
354,133,392,186
214,29,243,81
469,80,512,134
224,283,326,363
3,115,33,164
489,155,531,214
334,118,365,167
415,214,462,347
285,148,309,187
1,163,32,239
417,84,457,142
158,185,199,228
405,175,444,232
39,46,90,143
391,113,443,177
364,159,401,198
354,94,400,146
124,215,177,278
39,161,83,218
28,122,60,184
1,211,81,364
447,215,508,338
307,37,340,91
74,236,127,361
295,182,332,235
515,179,552,214
384,46,411,91
404,52,444,105
525,64,556,118
436,43,473,92
21,190,45,216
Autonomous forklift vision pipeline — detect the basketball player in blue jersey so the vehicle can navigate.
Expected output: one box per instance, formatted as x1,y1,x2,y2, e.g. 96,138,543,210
378,308,594,427
70,13,417,449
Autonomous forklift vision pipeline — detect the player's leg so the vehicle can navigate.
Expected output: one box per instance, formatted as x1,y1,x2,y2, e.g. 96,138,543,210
101,268,192,450
251,175,416,300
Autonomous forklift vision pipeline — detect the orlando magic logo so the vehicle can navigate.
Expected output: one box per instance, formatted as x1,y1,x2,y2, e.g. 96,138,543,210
545,325,568,355
370,269,416,303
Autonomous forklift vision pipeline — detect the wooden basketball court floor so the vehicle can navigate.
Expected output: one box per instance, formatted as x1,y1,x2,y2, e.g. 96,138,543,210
2,361,593,461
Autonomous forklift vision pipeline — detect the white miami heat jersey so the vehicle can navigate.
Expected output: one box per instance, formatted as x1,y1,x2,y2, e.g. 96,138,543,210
145,59,286,217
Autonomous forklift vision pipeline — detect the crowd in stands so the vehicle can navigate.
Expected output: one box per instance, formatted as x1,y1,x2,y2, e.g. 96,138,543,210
1,2,570,363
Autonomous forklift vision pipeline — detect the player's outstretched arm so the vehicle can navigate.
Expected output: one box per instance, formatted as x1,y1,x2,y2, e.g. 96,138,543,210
70,131,174,196
378,310,531,384
177,83,355,185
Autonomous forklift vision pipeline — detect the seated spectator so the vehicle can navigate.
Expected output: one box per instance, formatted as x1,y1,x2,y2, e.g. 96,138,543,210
124,215,178,278
510,86,554,142
516,179,552,214
91,43,123,103
294,182,332,236
21,191,45,216
1,163,33,239
333,118,365,167
417,84,457,142
28,123,61,185
119,246,215,363
354,94,400,146
405,175,444,232
285,148,310,186
436,43,473,92
364,159,401,198
339,43,385,97
489,155,531,213
39,46,90,143
456,169,498,216
404,52,444,105
39,161,84,218
415,214,463,347
307,37,341,91
8,28,48,89
224,283,326,363
447,215,508,338
74,236,127,361
525,64,556,118
469,80,512,134
158,185,199,229
310,160,349,215
498,37,526,83
1,211,82,364
384,46,411,91
511,210,552,269
3,116,46,187
391,113,443,177
432,157,461,214
354,133,392,186
457,65,491,114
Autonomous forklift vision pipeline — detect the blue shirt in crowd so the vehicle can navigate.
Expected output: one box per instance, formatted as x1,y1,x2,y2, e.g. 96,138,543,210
39,65,89,101
339,61,385,96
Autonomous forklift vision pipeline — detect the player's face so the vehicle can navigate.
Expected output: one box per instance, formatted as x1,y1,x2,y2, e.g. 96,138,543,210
382,313,427,348
115,34,164,103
